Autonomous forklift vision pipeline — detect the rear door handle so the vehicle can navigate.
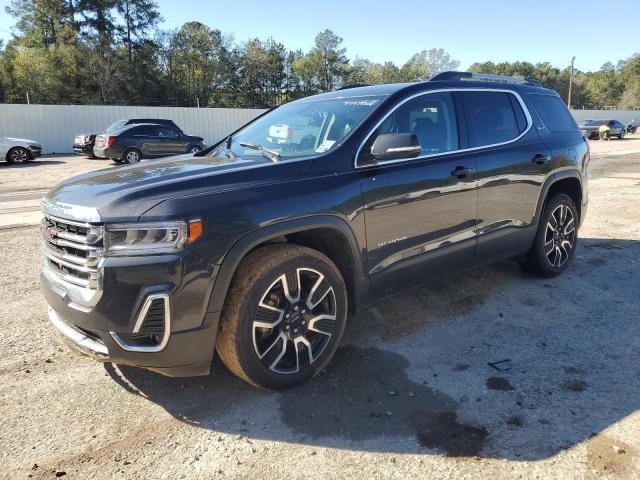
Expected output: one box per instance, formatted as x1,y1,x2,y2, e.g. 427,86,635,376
532,153,551,165
450,166,475,178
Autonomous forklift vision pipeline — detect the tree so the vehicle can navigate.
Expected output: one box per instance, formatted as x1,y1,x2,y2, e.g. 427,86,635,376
401,48,460,81
116,0,161,63
293,29,348,93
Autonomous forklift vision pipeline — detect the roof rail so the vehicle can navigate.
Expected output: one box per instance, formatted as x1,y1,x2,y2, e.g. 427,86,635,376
429,71,542,87
337,83,371,90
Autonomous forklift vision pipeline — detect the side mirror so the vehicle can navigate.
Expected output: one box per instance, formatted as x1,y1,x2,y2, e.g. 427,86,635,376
370,133,421,161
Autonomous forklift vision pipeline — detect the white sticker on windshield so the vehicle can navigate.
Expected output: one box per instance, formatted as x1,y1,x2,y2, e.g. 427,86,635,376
315,140,336,153
344,100,378,107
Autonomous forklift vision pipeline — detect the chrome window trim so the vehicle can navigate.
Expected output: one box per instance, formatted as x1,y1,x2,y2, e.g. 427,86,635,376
110,293,171,353
354,88,534,169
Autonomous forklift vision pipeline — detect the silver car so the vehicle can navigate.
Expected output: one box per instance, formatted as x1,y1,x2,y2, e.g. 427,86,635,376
0,137,42,164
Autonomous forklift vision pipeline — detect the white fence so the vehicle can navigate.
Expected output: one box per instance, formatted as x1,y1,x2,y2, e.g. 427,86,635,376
0,104,266,154
1,103,638,155
570,109,640,125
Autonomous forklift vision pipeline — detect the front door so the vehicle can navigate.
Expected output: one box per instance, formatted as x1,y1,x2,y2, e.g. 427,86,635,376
357,91,478,297
156,127,186,155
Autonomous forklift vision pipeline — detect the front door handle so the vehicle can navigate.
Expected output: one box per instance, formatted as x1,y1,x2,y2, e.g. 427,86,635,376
532,153,551,165
450,166,475,178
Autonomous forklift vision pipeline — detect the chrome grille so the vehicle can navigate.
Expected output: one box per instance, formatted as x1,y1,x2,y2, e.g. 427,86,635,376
42,215,104,289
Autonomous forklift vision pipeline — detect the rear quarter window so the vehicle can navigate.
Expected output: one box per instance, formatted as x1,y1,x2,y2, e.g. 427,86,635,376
528,94,578,133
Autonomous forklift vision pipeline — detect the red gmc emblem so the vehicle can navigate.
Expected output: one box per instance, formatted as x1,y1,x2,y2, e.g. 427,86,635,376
43,226,57,244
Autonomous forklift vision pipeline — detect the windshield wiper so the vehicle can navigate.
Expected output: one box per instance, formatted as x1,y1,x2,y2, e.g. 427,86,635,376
239,142,281,162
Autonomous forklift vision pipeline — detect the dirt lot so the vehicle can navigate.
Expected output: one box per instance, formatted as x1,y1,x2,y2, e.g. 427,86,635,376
1,138,639,479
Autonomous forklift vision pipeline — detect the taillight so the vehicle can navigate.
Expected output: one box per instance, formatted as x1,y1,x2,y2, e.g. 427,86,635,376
106,136,116,147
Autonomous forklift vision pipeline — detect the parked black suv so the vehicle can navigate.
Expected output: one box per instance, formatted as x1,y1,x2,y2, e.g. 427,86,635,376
93,123,205,163
41,72,589,390
73,119,186,157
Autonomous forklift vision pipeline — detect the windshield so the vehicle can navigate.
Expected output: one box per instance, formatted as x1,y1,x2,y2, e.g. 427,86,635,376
211,95,386,161
106,120,127,132
585,120,609,126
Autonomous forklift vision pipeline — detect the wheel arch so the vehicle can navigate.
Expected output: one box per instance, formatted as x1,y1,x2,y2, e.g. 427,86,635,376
206,215,370,317
534,171,583,226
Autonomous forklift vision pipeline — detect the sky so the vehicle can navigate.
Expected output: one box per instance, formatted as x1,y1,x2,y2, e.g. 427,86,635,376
0,0,638,72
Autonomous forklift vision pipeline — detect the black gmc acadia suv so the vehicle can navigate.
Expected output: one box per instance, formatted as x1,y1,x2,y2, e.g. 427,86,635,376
73,118,185,157
41,72,589,390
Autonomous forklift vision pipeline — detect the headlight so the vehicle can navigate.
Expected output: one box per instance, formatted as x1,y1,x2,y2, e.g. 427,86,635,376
105,221,202,256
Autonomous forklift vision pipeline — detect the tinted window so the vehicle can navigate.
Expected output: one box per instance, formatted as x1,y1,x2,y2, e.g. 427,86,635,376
360,91,459,162
131,125,158,136
528,94,578,133
460,91,521,147
106,120,127,132
157,127,180,139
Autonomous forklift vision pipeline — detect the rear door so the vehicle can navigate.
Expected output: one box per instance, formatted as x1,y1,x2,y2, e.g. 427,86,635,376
358,91,478,297
459,90,553,260
130,125,160,156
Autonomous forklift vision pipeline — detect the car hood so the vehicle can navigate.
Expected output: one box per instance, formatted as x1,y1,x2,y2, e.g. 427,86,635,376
1,137,39,144
44,154,310,222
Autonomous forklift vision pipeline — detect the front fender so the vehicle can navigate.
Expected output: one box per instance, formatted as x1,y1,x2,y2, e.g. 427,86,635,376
205,215,370,316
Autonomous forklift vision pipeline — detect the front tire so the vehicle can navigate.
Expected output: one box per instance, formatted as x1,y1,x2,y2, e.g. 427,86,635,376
216,244,348,390
521,193,578,277
188,145,201,154
6,147,31,164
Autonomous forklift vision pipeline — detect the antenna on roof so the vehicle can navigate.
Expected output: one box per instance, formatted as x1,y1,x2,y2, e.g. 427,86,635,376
429,71,542,87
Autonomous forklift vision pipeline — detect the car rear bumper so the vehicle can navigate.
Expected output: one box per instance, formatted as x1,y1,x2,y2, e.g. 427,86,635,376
93,146,121,159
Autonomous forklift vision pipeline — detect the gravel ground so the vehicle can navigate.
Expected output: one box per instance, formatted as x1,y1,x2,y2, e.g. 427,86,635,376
0,146,639,479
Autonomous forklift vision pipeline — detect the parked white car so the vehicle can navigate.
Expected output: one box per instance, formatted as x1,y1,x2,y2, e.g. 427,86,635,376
0,137,42,164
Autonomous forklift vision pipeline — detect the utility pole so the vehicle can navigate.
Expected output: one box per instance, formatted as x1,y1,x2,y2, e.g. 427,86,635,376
26,91,30,105
568,56,575,109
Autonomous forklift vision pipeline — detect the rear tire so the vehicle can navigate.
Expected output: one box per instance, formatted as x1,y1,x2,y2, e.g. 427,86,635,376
521,193,578,277
216,244,348,390
123,148,142,164
6,147,31,164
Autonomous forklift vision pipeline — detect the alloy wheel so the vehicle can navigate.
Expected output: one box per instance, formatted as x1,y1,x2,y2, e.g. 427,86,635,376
126,150,140,163
252,268,337,374
544,204,576,268
10,148,29,163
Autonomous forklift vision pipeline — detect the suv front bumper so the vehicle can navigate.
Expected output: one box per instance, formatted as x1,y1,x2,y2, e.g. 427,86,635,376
41,248,221,377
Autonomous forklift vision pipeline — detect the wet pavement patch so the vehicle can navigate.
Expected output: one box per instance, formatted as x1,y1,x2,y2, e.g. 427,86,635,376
486,376,515,391
280,345,485,454
505,415,523,427
452,363,470,372
564,379,587,392
412,412,488,457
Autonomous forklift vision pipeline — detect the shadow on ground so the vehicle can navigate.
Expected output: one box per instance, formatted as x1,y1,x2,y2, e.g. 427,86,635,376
107,237,640,461
0,160,65,168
